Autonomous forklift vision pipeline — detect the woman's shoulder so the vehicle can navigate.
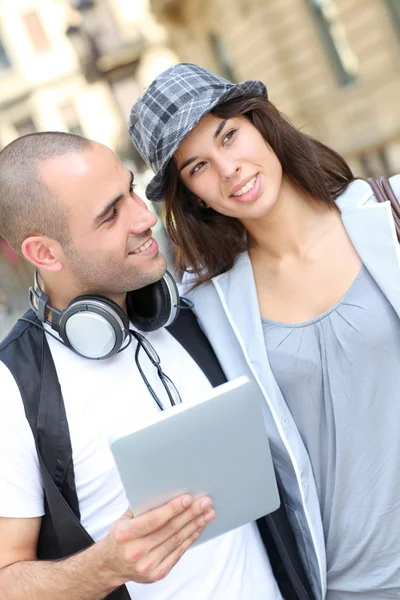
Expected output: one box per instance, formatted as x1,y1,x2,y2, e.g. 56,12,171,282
178,270,213,298
179,252,250,290
336,175,400,212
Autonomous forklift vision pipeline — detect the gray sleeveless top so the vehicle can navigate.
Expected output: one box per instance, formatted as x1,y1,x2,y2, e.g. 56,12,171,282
262,265,400,599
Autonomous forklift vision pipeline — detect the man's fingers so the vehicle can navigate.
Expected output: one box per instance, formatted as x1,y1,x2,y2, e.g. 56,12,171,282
108,495,216,585
115,495,194,542
133,495,214,540
122,507,134,519
154,508,215,558
149,499,216,550
153,528,206,581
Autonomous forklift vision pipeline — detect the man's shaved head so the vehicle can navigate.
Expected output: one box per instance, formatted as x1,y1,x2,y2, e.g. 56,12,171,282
0,131,92,252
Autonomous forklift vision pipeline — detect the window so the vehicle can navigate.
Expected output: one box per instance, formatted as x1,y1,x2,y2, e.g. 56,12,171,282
209,33,238,83
14,118,37,137
386,0,400,41
22,11,50,53
0,38,11,70
308,0,358,86
59,102,84,136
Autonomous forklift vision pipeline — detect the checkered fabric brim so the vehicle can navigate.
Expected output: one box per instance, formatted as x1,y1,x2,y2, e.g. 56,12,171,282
129,63,267,201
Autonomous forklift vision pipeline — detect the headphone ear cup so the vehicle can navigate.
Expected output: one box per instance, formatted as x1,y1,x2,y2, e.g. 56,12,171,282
58,294,130,359
82,295,130,329
127,272,179,332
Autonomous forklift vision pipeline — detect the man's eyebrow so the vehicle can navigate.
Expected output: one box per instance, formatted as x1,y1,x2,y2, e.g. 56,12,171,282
93,171,134,226
178,120,228,174
93,194,123,226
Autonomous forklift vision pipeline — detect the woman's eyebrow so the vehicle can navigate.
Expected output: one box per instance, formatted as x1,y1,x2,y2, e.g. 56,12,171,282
214,119,227,139
178,120,229,173
179,156,199,173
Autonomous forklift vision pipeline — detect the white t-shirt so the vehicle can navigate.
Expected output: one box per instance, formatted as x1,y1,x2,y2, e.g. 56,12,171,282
0,325,282,600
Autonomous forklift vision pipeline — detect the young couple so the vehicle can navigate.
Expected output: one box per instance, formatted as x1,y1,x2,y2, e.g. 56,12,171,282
0,61,399,600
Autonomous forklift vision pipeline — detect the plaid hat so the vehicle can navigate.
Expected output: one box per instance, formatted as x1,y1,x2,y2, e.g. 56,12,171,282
129,63,267,201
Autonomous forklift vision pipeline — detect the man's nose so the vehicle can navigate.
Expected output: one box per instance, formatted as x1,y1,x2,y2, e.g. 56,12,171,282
128,194,158,233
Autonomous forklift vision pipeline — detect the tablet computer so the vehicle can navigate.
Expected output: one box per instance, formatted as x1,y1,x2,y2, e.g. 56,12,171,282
110,376,279,547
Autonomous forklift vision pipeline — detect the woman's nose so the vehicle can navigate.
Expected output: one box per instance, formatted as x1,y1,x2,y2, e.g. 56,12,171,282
217,157,240,180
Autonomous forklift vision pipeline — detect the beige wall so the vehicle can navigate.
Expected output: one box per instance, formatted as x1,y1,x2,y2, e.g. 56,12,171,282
151,0,400,177
0,0,124,149
0,0,177,149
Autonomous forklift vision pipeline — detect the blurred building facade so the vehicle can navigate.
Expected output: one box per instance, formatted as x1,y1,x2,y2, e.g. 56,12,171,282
151,0,400,178
0,0,177,338
1,0,400,337
0,0,175,152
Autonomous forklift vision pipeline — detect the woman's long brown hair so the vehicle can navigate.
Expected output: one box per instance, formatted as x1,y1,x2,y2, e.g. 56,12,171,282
163,96,355,286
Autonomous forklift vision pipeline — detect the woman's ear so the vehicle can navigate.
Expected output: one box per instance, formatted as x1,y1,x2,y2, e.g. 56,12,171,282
198,198,210,209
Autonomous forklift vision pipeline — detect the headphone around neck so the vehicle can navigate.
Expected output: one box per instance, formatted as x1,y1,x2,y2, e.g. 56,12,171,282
26,270,187,360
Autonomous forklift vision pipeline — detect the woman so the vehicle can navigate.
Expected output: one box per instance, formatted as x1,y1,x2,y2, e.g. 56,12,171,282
129,63,400,600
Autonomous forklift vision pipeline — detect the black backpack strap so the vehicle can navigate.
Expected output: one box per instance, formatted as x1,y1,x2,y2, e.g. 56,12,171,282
32,319,81,521
37,463,129,599
1,313,86,554
262,508,315,599
0,313,130,599
167,308,227,387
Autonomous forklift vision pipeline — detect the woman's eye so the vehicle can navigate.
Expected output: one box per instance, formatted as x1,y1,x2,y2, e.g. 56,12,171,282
190,161,206,176
222,129,237,145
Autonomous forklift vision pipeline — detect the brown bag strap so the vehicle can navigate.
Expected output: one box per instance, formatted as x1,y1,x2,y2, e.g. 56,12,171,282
367,177,400,242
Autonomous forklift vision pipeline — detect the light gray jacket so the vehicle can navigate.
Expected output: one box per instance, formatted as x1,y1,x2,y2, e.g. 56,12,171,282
181,176,400,600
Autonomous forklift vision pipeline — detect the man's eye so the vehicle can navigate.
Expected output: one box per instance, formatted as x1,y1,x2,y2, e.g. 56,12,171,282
104,207,119,224
190,162,206,176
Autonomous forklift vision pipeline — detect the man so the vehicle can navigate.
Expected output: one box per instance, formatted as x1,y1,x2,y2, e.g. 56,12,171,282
0,132,312,600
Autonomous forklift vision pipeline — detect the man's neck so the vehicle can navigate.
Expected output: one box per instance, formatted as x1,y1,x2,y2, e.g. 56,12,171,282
37,273,127,316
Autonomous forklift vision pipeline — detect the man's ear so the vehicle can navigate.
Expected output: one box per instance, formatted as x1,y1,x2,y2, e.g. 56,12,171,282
21,235,64,273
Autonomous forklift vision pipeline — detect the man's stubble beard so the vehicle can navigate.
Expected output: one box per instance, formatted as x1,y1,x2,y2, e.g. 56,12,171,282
63,243,167,298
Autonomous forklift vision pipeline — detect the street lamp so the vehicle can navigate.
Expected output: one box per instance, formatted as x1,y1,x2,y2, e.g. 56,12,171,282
69,0,96,17
66,0,147,170
66,0,102,82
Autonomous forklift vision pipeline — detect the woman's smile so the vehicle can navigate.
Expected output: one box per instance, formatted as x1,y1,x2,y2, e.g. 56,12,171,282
230,173,261,203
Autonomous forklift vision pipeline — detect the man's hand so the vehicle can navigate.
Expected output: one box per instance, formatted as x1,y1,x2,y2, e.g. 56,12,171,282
0,494,215,599
102,494,216,586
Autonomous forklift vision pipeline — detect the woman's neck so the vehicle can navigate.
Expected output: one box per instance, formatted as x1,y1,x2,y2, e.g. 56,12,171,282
244,178,338,261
